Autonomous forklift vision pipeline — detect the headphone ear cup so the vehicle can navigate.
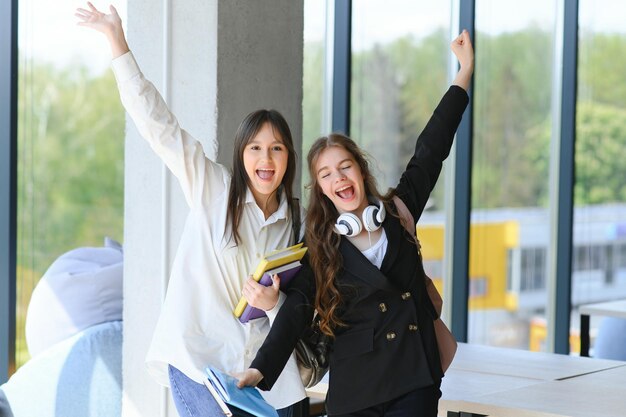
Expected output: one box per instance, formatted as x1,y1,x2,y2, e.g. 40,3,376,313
362,205,381,232
335,212,362,237
362,200,387,232
376,200,386,224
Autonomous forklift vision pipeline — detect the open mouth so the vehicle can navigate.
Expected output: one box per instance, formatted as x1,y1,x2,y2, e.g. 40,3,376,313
335,185,355,200
256,168,275,181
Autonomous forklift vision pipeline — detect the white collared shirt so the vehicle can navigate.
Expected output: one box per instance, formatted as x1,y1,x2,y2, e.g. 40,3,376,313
112,52,305,408
360,229,388,269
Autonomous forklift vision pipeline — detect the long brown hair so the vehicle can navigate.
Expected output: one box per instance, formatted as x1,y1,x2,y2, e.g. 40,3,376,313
227,109,297,245
306,133,392,336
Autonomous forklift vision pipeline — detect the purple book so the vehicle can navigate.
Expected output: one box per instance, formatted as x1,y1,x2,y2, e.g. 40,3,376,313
238,261,302,323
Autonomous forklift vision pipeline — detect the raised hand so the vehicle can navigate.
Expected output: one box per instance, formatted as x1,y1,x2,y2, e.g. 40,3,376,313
75,2,129,58
451,30,474,91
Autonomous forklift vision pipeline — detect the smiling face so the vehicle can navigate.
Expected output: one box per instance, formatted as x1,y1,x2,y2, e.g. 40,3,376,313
243,122,289,205
314,145,369,215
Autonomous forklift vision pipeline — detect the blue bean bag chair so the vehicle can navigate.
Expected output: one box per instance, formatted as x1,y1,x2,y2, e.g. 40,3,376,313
594,317,626,361
0,238,123,417
0,321,122,417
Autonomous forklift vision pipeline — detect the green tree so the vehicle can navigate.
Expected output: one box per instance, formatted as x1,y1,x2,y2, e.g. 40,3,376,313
16,62,125,367
472,27,554,209
18,64,124,276
579,32,626,109
575,102,626,204
350,30,449,198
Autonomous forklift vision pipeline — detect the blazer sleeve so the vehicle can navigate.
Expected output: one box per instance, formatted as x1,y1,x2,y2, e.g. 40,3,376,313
395,85,469,221
251,260,316,391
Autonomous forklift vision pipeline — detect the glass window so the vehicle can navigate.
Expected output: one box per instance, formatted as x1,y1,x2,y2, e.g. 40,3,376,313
520,247,547,292
574,0,626,355
16,0,127,369
302,0,328,197
350,0,452,299
470,0,556,350
351,0,452,192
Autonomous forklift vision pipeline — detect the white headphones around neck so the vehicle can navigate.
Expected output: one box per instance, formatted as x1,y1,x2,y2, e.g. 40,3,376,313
335,200,386,237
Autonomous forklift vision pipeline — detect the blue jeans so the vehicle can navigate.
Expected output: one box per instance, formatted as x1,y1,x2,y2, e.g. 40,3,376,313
168,365,294,417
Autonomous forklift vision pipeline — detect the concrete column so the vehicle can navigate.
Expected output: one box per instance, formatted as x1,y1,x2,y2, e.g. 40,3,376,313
121,1,303,416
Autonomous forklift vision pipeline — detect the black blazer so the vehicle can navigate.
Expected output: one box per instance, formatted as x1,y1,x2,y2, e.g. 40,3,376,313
251,85,469,415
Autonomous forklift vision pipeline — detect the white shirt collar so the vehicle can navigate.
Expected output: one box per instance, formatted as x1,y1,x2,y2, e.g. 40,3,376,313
245,187,290,224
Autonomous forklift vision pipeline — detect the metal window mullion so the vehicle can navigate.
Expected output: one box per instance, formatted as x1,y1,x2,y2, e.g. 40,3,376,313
1,0,18,383
547,0,578,355
447,0,475,343
331,0,351,134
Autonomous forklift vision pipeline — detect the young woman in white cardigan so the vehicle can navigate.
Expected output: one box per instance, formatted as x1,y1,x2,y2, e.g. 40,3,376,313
76,3,305,416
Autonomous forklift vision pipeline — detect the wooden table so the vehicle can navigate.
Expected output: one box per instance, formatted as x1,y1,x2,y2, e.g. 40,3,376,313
579,299,626,357
439,368,542,400
443,372,626,417
306,343,626,417
566,363,626,388
442,343,626,417
451,341,623,379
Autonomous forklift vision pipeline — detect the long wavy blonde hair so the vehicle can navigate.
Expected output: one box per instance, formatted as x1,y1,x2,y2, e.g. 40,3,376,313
306,133,393,336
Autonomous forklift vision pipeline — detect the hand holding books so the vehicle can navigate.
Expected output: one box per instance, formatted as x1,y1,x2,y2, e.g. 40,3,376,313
242,273,281,312
234,243,307,323
204,366,278,417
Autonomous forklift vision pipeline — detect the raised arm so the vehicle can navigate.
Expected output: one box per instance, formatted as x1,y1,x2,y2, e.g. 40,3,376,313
75,3,223,208
394,31,473,220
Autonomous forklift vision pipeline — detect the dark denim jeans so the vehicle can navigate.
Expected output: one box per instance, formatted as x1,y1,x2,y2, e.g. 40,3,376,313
168,365,293,417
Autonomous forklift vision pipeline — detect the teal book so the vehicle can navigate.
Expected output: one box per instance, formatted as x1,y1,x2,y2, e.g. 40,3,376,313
203,366,278,417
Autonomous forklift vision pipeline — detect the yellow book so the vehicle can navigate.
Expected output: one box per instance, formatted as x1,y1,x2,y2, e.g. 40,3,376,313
233,243,308,318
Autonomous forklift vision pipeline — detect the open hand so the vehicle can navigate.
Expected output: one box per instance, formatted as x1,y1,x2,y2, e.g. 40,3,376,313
75,2,129,58
243,274,280,311
76,2,121,36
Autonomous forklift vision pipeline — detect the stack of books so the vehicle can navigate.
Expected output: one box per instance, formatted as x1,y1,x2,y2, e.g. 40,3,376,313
234,243,308,323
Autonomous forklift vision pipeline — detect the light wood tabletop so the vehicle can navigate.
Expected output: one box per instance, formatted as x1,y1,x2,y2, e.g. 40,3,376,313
450,342,625,380
440,367,542,400
446,375,626,417
562,363,626,388
579,299,626,318
305,343,626,417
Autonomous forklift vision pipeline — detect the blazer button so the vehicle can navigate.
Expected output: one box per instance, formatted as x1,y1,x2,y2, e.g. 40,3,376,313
408,324,418,331
386,331,396,341
401,291,412,300
379,303,387,313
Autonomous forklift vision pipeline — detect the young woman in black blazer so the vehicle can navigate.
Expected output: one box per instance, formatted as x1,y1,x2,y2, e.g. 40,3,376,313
239,30,474,417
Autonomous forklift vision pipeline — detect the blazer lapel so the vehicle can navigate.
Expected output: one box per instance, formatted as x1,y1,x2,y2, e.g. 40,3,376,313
339,236,395,291
380,215,403,271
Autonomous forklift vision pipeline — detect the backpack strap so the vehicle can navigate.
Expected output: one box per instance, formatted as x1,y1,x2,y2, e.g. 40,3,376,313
392,195,421,252
291,198,302,245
